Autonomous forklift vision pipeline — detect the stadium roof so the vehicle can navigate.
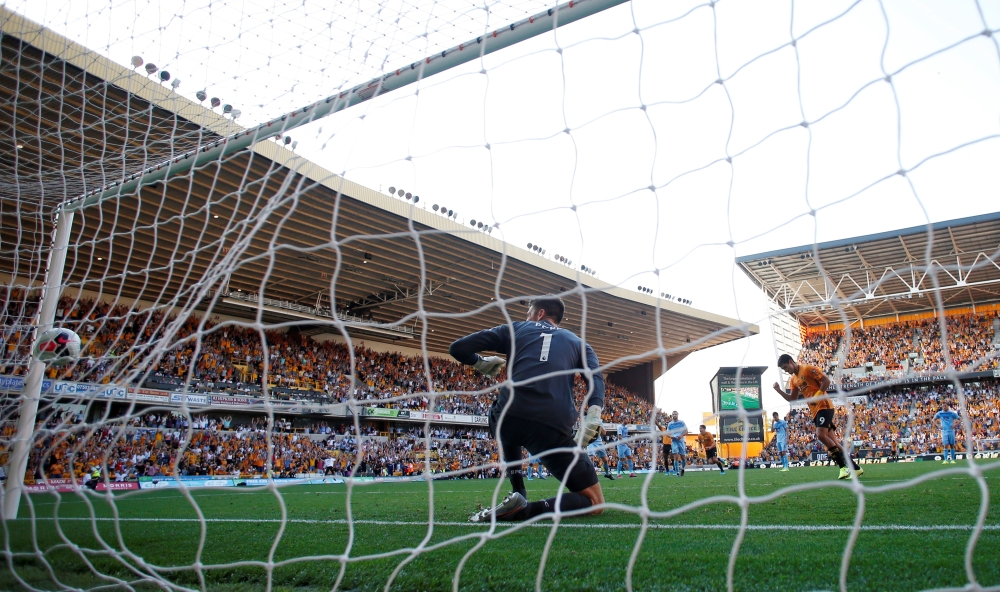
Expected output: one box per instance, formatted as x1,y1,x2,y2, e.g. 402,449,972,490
0,8,758,375
0,6,240,280
736,212,1000,328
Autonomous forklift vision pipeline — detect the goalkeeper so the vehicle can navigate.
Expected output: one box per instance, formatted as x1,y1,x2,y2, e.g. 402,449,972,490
450,295,606,522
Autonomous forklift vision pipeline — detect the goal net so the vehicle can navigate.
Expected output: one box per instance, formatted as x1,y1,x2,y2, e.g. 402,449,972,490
1,0,999,590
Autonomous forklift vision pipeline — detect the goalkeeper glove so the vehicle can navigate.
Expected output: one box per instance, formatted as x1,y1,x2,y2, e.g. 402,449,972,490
576,405,603,445
473,355,506,378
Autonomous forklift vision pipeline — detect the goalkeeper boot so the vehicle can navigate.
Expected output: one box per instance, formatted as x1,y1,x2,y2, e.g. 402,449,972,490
838,467,850,480
468,492,527,523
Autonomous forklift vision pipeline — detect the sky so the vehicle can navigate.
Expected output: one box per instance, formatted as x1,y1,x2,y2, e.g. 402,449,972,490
9,0,1000,423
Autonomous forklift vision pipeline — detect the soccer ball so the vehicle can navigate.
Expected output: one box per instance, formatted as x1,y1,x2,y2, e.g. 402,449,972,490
33,328,82,364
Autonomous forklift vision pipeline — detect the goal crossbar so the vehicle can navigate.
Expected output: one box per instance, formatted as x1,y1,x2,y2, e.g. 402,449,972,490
61,0,628,214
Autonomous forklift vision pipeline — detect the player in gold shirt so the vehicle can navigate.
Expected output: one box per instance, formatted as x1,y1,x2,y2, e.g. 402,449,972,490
656,425,674,475
772,353,862,480
697,425,726,474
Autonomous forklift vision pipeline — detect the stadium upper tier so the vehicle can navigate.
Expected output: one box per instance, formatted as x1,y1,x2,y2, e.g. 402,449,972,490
0,295,664,427
737,212,1000,328
0,8,756,392
799,308,1000,382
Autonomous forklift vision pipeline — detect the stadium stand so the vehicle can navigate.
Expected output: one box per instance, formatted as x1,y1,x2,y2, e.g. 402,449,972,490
1,293,661,419
1,291,674,484
800,310,1000,381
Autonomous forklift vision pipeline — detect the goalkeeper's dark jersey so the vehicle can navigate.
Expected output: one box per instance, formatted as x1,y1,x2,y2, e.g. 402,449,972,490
450,320,605,436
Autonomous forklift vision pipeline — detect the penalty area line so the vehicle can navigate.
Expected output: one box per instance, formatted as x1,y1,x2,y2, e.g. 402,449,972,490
17,517,1000,532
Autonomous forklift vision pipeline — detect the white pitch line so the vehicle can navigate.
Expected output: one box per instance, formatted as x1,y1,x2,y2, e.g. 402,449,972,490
16,517,1000,532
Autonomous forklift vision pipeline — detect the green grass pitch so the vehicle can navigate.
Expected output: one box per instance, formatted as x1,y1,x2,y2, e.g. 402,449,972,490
4,461,999,591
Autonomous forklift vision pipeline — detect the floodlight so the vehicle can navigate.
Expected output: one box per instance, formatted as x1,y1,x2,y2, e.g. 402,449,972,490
131,56,143,68
171,79,181,89
388,186,396,194
210,97,221,108
159,71,170,82
144,63,158,75
196,90,207,102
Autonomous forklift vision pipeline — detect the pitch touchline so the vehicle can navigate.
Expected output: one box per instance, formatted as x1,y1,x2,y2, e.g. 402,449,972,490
19,517,1000,532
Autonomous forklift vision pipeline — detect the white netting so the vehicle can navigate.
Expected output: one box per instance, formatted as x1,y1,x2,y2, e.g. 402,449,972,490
1,0,1000,590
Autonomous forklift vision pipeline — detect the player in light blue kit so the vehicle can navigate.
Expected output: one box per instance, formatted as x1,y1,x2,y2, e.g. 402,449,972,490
525,455,545,480
616,424,637,478
771,411,790,471
587,426,616,480
666,411,689,477
933,405,961,464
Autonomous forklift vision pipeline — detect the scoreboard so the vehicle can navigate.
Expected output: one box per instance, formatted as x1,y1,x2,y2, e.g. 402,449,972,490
709,366,767,443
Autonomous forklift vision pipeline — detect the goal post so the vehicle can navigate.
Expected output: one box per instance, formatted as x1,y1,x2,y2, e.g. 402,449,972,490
1,209,75,520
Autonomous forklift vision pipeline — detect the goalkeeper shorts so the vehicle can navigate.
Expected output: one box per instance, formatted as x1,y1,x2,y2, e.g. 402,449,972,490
497,417,599,493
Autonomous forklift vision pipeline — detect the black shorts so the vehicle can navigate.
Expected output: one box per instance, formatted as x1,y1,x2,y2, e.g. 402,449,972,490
663,443,672,460
496,415,598,493
813,408,836,429
705,446,718,460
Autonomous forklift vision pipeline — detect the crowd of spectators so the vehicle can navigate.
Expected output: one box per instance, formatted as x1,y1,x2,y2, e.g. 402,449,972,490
4,416,505,482
800,312,999,378
1,294,661,425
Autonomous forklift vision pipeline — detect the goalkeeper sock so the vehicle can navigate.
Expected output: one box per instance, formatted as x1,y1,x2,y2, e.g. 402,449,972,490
507,470,526,499
514,493,593,520
828,446,847,468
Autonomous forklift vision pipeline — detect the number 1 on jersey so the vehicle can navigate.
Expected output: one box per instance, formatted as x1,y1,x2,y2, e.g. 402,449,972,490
539,333,552,362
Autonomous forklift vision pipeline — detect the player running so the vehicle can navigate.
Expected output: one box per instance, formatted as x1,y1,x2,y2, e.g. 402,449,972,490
616,423,637,478
933,404,960,464
451,295,606,522
773,354,862,480
666,411,688,476
771,411,790,471
587,426,616,480
697,425,726,474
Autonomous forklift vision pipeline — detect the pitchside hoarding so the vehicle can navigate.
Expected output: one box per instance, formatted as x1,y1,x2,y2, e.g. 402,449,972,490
719,416,765,443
